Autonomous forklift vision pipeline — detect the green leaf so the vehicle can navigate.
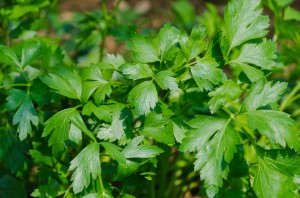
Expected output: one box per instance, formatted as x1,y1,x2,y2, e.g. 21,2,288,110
8,1,49,19
107,54,125,69
69,124,82,145
0,128,13,160
171,120,187,143
180,116,240,197
40,67,82,100
208,80,242,114
21,40,41,68
92,82,111,105
235,62,265,82
97,124,115,141
274,0,293,8
284,6,300,21
198,4,222,37
6,89,39,140
69,111,96,142
42,45,64,68
69,143,101,194
0,175,26,198
3,145,29,174
29,80,51,106
180,25,207,61
42,108,85,154
6,89,25,110
81,65,111,104
243,110,300,150
0,45,20,67
100,104,132,140
231,40,277,73
116,160,140,179
87,103,132,141
237,40,276,69
110,105,132,140
128,81,158,116
242,79,287,111
31,178,65,198
253,148,300,198
29,149,53,167
154,70,178,90
224,0,269,52
121,63,153,80
140,112,175,145
101,142,126,164
191,59,226,91
122,194,136,198
81,193,99,198
123,136,163,158
156,23,181,61
82,102,111,122
131,34,159,63
172,0,196,26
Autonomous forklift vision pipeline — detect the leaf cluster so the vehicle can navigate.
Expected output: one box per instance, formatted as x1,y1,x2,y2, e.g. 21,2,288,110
0,0,300,197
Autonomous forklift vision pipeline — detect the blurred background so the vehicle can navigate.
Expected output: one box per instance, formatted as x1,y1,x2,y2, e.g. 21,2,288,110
56,0,228,56
56,0,300,65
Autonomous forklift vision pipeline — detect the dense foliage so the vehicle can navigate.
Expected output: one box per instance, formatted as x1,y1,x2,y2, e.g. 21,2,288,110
0,0,300,197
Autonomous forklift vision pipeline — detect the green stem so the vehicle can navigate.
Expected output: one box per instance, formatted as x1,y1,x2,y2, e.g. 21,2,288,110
225,45,232,59
111,0,123,17
237,119,257,146
99,27,107,62
280,82,300,111
221,106,235,120
164,171,177,198
290,94,300,104
116,190,123,198
161,90,170,102
73,105,97,142
171,64,187,73
186,60,197,68
63,186,72,198
0,83,30,89
292,108,300,117
83,129,97,142
111,81,124,85
20,70,31,84
157,145,170,198
91,122,101,133
171,60,197,73
99,0,123,61
51,0,59,9
99,0,109,62
2,20,10,46
222,107,256,146
101,0,108,19
98,174,106,198
150,177,155,198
